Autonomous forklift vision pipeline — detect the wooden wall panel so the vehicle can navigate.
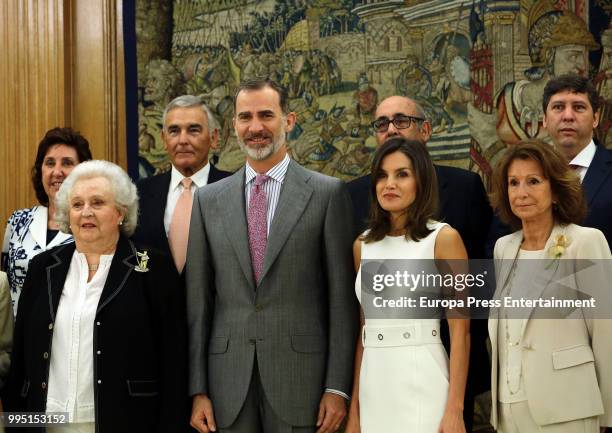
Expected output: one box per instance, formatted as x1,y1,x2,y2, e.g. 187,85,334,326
0,0,69,227
0,0,125,230
72,0,126,166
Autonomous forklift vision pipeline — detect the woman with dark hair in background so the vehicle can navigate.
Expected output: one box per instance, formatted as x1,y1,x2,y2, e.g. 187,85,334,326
346,137,470,433
1,127,92,313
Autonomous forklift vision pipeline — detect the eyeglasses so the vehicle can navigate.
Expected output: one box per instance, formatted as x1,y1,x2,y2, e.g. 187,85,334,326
371,115,425,133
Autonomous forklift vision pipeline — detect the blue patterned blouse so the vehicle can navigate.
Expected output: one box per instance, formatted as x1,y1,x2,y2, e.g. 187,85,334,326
1,206,73,314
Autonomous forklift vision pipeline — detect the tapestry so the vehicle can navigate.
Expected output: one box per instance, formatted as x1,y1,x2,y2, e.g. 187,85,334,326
135,0,612,187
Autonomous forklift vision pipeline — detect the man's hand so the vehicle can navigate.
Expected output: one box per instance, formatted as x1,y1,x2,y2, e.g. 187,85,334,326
191,394,217,433
316,392,347,433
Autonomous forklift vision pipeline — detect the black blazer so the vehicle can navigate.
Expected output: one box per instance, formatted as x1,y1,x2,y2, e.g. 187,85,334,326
347,164,493,259
583,145,612,247
132,164,232,259
3,236,188,433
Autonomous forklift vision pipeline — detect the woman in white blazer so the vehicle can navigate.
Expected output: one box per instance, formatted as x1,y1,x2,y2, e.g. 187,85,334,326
1,127,91,313
488,140,612,433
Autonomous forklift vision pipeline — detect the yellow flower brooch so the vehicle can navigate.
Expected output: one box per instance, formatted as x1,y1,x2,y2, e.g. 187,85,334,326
546,234,570,268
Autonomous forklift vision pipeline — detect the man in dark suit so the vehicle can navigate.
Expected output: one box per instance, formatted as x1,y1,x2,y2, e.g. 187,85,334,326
348,96,492,259
186,78,357,433
347,95,493,432
543,74,612,247
133,95,231,272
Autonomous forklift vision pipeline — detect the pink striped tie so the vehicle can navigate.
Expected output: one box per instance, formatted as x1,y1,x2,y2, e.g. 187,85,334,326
248,174,269,284
169,178,193,273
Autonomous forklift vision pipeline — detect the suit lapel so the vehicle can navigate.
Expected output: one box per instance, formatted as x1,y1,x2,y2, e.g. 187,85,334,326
31,206,73,249
496,231,522,294
47,243,75,321
519,225,565,337
97,236,136,312
260,161,313,282
583,146,612,205
47,231,72,249
219,168,256,290
152,172,171,247
30,206,49,250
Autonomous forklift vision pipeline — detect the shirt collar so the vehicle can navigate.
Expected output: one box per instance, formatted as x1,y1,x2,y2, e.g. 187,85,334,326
170,162,210,190
245,154,290,186
569,140,596,169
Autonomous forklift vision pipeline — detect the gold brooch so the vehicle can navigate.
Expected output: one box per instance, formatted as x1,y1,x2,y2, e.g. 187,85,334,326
135,250,150,273
546,234,570,269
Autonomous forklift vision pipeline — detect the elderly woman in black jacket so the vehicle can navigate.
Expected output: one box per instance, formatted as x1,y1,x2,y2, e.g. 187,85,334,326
3,160,188,433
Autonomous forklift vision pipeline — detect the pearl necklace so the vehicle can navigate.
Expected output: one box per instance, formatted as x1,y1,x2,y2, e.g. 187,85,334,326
500,255,522,395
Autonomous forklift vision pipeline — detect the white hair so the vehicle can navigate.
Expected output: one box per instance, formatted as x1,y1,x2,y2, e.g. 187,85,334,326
55,160,139,236
162,94,220,137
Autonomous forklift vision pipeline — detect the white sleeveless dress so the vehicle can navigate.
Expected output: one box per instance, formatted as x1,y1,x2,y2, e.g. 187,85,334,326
355,222,449,433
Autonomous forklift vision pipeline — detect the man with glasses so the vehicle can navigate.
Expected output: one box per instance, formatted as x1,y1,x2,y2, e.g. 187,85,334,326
347,95,493,432
348,95,492,259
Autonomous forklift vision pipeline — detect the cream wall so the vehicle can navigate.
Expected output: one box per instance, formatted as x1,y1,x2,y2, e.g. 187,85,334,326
0,0,126,227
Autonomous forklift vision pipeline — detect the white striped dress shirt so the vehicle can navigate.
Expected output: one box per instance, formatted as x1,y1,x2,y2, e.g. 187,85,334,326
244,154,290,234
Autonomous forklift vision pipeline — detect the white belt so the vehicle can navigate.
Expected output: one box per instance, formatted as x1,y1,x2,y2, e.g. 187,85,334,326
362,323,442,347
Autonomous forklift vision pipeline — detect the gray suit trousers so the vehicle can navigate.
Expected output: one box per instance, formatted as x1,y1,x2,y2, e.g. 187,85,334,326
220,358,315,433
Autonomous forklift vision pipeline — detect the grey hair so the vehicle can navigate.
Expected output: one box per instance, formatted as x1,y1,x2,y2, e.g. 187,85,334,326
411,100,427,121
162,95,220,137
54,160,139,236
401,96,428,130
387,95,428,123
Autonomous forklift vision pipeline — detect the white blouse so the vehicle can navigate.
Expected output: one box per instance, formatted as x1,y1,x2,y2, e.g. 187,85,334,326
46,251,114,423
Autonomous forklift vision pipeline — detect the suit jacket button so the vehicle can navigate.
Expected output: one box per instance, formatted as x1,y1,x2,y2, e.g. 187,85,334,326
97,380,102,384
377,333,383,341
48,323,54,330
43,352,49,359
255,304,263,312
96,322,101,326
41,382,47,389
96,350,101,355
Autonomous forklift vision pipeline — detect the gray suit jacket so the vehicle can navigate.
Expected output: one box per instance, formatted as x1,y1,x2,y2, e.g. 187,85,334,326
186,160,358,428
